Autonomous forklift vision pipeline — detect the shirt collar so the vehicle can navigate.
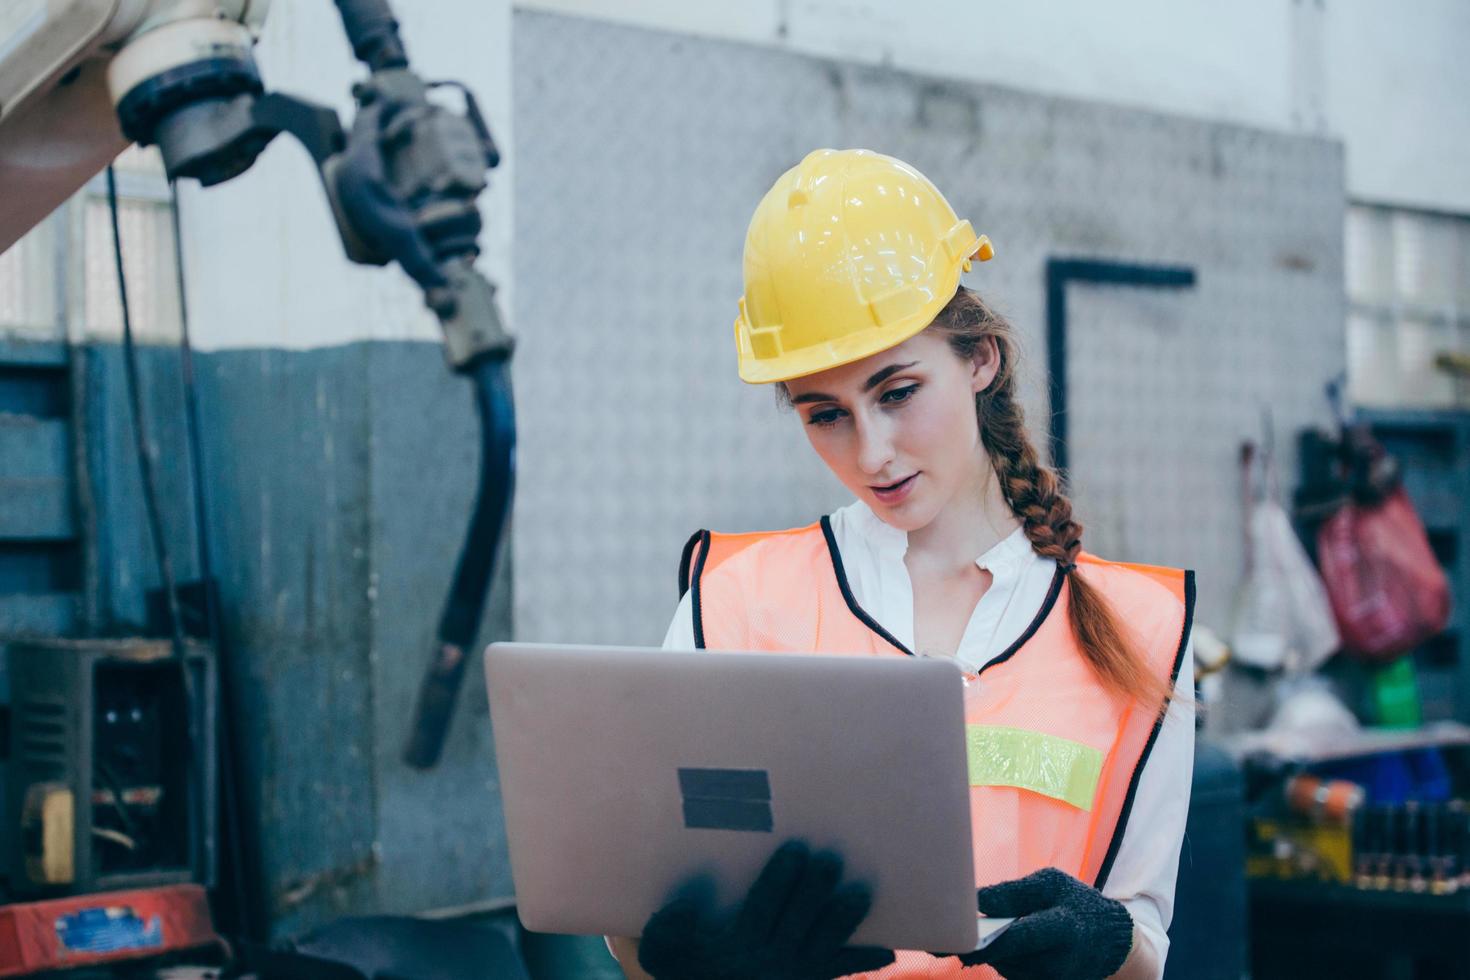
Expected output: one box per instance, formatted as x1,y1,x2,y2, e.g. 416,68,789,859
974,525,1034,574
846,499,909,557
845,501,1035,569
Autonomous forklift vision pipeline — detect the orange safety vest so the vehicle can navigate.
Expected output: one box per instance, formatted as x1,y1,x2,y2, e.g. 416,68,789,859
679,518,1194,980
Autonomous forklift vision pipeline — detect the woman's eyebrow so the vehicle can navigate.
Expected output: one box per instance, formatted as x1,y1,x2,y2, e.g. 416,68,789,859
790,391,837,405
790,361,920,405
862,361,918,392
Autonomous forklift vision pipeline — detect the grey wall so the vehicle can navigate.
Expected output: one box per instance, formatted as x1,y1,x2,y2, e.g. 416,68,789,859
511,11,1347,643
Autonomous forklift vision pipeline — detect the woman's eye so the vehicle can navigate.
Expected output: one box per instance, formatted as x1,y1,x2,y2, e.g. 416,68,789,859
807,409,845,428
881,384,919,404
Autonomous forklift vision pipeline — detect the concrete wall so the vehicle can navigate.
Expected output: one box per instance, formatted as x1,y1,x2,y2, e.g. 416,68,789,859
521,0,1470,214
510,10,1346,647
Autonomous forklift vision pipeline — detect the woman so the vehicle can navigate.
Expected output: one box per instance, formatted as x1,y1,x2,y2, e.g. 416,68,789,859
614,149,1195,980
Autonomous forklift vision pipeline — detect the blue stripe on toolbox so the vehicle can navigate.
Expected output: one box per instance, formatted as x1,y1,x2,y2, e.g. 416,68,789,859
682,798,774,833
677,767,771,801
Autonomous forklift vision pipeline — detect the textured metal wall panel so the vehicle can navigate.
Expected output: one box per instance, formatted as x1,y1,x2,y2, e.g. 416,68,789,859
512,15,849,646
76,341,511,935
107,343,382,935
513,11,1346,637
0,594,78,634
0,483,72,540
0,418,68,481
363,342,515,914
193,343,513,933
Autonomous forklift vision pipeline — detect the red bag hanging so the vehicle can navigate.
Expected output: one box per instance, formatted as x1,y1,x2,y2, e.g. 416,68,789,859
1316,485,1451,662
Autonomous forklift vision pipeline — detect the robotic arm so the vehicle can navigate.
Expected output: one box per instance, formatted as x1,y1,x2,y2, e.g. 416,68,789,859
0,0,511,768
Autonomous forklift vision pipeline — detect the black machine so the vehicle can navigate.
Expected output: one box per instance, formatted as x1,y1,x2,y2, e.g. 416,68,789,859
5,639,215,897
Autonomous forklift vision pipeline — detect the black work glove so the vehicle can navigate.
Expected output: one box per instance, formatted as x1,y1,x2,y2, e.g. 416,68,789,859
956,868,1133,980
636,840,896,980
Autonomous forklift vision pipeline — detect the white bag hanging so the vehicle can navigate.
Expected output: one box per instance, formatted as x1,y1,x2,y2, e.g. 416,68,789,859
1231,438,1341,672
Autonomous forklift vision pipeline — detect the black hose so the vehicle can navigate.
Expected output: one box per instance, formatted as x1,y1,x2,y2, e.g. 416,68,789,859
168,188,217,718
331,0,515,769
108,169,188,662
437,358,516,648
107,165,204,883
403,355,516,768
332,0,409,73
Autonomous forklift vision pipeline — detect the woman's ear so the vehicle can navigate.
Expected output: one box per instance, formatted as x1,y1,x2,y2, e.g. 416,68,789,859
970,335,1001,394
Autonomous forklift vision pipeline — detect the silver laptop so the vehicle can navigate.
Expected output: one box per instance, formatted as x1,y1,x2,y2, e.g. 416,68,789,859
484,642,988,953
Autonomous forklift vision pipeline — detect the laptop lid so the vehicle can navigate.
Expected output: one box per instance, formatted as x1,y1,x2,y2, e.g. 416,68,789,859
484,643,979,953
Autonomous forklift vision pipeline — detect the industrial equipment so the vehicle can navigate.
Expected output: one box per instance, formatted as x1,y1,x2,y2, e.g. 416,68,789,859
0,0,516,972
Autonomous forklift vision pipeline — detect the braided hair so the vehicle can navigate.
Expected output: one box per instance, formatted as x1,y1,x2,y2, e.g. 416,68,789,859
934,287,1169,709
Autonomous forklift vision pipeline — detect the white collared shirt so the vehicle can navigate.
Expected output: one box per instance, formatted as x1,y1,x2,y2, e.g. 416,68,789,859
661,499,1195,976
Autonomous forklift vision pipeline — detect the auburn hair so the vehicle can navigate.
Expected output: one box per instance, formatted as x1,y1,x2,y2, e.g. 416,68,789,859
930,286,1170,709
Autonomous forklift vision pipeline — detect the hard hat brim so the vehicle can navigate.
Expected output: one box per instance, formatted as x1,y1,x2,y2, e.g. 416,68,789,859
735,274,964,385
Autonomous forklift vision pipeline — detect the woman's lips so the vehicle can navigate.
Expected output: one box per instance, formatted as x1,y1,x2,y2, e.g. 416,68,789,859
871,473,918,505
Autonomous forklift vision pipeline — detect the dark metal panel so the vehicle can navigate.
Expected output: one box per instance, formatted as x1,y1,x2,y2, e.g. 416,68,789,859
188,344,380,937
0,542,77,594
79,343,201,632
0,594,79,635
0,339,82,640
0,418,69,481
0,480,75,539
1164,742,1246,980
0,366,69,418
75,337,510,935
72,340,377,930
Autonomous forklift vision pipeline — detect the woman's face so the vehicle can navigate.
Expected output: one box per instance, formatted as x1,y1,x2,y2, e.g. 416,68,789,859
784,329,1000,532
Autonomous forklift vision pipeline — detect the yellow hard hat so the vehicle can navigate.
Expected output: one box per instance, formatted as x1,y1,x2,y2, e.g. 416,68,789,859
734,148,993,384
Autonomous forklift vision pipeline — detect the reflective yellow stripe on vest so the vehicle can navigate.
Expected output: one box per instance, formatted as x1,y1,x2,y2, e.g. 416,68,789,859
965,725,1104,812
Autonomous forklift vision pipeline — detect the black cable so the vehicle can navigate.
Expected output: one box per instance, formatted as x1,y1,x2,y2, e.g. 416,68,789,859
107,167,188,659
169,182,259,939
106,163,204,891
167,185,220,693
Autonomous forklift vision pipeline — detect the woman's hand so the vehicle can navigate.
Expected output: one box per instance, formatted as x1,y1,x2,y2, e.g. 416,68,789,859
956,868,1133,980
636,840,896,980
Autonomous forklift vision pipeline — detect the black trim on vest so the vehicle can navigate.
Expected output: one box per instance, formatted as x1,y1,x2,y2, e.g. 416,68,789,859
975,564,1067,678
690,530,712,649
819,515,915,657
678,530,703,599
1092,569,1196,891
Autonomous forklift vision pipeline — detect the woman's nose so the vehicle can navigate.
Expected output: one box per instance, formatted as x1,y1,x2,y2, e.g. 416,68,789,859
854,415,895,476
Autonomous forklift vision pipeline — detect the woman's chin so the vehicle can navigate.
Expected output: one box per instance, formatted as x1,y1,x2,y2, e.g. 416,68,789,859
866,493,940,534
